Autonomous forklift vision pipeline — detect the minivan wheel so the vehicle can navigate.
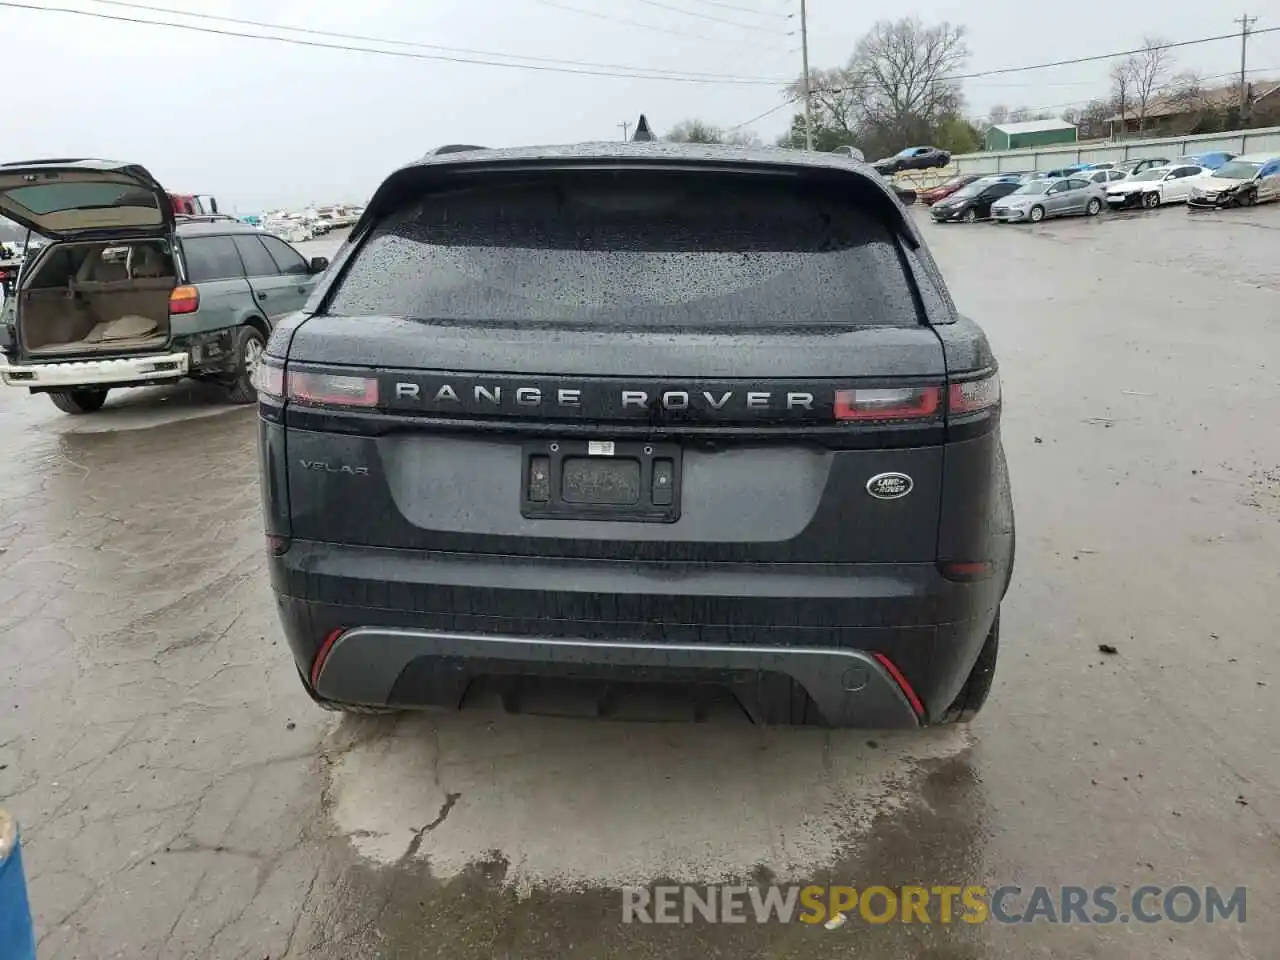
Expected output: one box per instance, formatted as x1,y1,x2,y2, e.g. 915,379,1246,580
1028,205,1045,223
942,610,1000,723
1086,198,1102,216
48,388,108,414
225,325,267,404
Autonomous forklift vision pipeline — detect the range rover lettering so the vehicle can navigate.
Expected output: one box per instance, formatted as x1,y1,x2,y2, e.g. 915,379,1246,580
255,142,1015,727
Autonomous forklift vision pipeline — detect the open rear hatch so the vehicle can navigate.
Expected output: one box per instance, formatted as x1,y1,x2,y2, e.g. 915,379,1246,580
0,159,173,239
279,158,949,565
0,160,177,359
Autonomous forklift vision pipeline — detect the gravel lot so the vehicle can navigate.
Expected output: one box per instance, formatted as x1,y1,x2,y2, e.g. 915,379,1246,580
1,206,1277,958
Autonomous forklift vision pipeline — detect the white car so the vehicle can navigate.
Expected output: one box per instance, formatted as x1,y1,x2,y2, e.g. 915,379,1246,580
1077,168,1130,187
1104,164,1212,210
263,218,312,244
1187,154,1280,209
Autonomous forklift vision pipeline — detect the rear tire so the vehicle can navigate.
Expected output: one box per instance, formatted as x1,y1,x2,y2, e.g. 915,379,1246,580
48,389,108,414
225,325,266,404
942,610,1000,723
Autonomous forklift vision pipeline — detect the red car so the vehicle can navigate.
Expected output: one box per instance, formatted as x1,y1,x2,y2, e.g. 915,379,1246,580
918,174,983,206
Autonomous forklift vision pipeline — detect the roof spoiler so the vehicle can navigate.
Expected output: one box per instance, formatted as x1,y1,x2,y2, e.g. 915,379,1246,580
427,144,489,156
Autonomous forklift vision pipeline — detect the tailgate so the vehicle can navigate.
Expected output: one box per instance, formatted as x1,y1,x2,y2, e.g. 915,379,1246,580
278,164,949,564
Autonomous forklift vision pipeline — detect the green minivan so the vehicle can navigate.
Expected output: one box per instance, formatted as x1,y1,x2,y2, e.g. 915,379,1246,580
0,159,328,413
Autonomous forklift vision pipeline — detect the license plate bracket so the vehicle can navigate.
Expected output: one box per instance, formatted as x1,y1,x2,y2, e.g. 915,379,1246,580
521,439,682,523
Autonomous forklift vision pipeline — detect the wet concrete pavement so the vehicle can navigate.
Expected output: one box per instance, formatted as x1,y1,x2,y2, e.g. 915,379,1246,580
0,208,1277,958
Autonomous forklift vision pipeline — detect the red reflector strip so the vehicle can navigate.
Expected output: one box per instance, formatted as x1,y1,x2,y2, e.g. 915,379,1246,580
873,652,925,717
939,560,994,582
289,372,379,408
310,628,345,687
834,385,942,421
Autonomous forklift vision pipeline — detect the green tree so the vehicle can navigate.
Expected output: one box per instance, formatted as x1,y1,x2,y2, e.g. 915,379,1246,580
934,115,980,154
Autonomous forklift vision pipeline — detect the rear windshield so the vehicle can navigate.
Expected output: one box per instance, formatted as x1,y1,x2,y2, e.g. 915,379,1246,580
325,174,921,329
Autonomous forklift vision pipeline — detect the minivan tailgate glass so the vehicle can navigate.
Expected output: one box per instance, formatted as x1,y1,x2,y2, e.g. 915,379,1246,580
0,160,173,239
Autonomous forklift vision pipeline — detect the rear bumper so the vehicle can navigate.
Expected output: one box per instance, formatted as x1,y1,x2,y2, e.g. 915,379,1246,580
270,540,1005,726
0,352,188,388
315,627,923,728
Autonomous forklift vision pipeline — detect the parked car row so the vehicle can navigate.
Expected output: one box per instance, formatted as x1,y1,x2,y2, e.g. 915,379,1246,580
923,151,1280,225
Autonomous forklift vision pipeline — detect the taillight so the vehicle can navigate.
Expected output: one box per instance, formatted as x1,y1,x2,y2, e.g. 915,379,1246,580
948,371,1001,415
169,285,199,314
834,385,942,421
254,357,285,401
288,371,379,408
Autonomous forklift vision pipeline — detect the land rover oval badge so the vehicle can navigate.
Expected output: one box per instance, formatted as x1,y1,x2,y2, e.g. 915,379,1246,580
866,472,913,500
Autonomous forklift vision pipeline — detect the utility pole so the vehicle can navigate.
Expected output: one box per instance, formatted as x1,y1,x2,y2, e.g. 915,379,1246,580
618,120,631,142
800,0,813,150
1234,13,1257,119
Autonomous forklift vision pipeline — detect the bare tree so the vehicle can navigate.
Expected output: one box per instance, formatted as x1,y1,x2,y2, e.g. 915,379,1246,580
1130,38,1173,133
783,19,968,156
1009,106,1032,123
665,119,725,144
988,104,1010,126
784,65,868,143
1167,69,1204,112
1078,99,1112,139
724,129,762,147
1110,59,1136,138
846,18,969,147
1060,107,1080,125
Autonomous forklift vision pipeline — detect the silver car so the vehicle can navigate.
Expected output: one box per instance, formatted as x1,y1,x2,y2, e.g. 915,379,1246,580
990,176,1107,223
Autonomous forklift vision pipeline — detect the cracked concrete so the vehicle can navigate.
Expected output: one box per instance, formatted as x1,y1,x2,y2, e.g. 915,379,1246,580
0,214,1277,958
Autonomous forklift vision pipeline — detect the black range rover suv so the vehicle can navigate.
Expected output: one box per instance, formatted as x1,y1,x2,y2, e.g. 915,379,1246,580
256,142,1014,728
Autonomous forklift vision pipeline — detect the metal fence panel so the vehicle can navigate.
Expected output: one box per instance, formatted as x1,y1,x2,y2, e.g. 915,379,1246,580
948,125,1280,173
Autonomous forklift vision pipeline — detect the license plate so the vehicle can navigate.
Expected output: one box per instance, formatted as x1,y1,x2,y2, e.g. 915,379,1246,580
521,439,681,523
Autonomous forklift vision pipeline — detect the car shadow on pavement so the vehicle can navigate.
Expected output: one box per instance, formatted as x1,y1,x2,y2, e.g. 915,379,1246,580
36,380,249,435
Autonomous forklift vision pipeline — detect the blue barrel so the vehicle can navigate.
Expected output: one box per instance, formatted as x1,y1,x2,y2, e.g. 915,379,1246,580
0,810,36,960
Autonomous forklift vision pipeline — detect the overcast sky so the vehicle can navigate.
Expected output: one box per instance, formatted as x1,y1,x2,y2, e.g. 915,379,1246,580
2,0,1275,210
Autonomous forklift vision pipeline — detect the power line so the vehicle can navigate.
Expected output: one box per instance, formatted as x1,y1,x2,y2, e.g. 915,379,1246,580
626,0,793,33
0,0,786,83
943,27,1280,83
79,0,788,82
800,27,1280,98
681,0,792,16
532,0,788,50
726,96,800,131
